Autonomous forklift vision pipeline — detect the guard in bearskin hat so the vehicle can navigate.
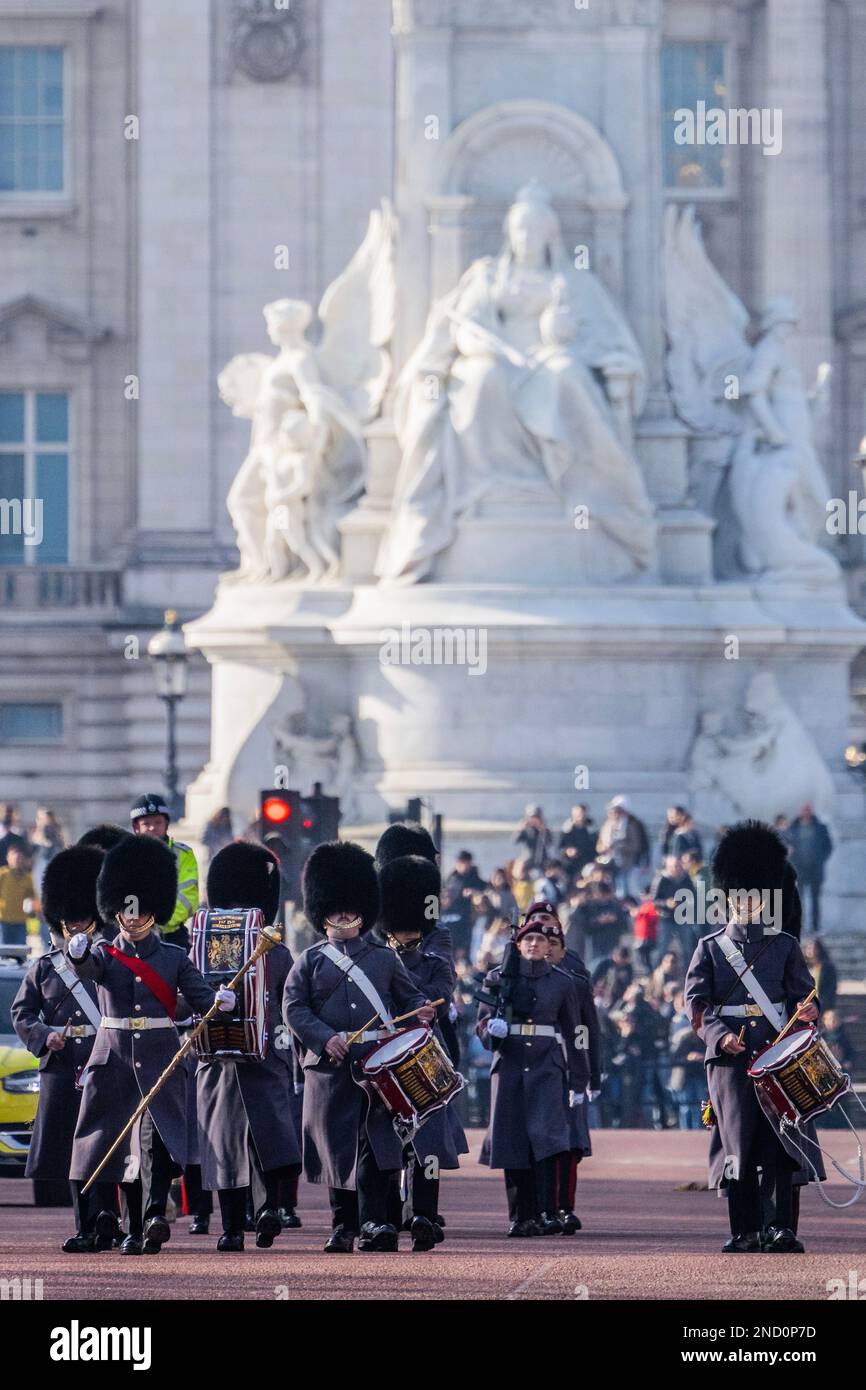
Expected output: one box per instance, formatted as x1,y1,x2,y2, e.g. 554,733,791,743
525,902,601,1234
194,840,302,1252
283,841,435,1253
11,845,111,1251
375,822,453,967
684,820,822,1254
65,834,236,1255
477,909,589,1237
377,854,468,1251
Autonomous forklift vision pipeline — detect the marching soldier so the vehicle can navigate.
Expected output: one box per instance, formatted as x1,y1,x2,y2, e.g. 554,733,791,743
66,834,235,1255
377,854,468,1250
283,841,434,1253
533,904,602,1232
195,840,302,1252
684,821,822,1254
11,846,110,1252
129,793,199,949
477,913,589,1237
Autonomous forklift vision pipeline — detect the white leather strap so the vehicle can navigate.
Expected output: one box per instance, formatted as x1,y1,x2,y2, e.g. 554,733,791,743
716,935,785,1032
47,951,103,1031
319,943,394,1029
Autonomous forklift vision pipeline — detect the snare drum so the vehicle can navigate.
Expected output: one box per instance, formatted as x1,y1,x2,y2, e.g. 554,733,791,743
748,1026,849,1127
189,907,268,1060
360,1026,463,1137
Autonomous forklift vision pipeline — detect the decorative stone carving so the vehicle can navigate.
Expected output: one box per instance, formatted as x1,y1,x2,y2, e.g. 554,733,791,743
664,205,839,587
689,672,835,826
273,712,361,820
231,0,307,83
219,203,396,584
376,181,654,584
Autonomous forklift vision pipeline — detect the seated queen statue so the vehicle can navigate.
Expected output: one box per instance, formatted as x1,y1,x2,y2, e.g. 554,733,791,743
375,181,656,584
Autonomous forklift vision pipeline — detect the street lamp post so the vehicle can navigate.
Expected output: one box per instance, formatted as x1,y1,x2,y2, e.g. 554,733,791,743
147,609,189,821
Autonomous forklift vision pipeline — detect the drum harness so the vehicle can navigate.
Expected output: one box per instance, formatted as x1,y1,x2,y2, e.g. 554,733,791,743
716,936,866,1210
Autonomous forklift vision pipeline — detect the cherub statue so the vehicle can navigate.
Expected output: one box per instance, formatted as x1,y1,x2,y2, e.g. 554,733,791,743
664,205,838,587
220,202,396,583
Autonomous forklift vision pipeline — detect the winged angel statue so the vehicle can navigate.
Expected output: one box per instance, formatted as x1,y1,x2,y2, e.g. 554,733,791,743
219,202,396,583
664,205,838,586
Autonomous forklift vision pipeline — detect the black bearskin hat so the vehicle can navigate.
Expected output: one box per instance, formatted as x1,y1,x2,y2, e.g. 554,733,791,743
375,821,437,869
42,846,104,931
207,840,281,923
378,854,441,938
302,840,379,935
712,820,789,897
97,833,178,926
77,823,134,853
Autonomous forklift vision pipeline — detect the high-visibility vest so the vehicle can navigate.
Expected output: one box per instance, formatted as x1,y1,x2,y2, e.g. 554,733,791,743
165,838,199,933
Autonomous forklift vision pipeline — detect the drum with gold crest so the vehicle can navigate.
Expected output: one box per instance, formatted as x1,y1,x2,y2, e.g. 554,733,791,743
190,907,268,1060
748,1025,849,1128
360,1025,463,1140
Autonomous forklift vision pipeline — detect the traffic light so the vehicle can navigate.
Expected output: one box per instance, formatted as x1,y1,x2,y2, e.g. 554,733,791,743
300,788,340,850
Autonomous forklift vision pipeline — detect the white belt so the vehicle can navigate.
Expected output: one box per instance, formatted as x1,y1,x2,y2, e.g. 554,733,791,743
509,1024,561,1039
719,1003,788,1021
48,1024,96,1038
101,1016,175,1032
339,1028,392,1043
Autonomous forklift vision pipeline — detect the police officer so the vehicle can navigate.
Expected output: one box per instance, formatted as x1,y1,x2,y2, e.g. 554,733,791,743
377,854,468,1251
684,821,821,1254
129,794,199,950
11,846,109,1252
66,834,235,1254
283,841,434,1253
195,841,302,1252
477,914,589,1237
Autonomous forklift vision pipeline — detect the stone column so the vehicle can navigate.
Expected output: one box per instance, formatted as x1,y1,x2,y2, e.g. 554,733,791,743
392,1,454,370
602,18,668,419
761,0,833,380
135,0,213,557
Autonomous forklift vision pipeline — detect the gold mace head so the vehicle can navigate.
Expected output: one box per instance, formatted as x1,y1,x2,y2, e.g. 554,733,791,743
258,925,283,951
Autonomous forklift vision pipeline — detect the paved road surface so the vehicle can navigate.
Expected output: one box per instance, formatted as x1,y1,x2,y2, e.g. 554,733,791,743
2,1130,864,1300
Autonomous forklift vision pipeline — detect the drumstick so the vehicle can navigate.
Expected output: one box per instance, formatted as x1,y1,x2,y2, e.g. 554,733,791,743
343,998,446,1048
736,1026,746,1047
772,987,818,1045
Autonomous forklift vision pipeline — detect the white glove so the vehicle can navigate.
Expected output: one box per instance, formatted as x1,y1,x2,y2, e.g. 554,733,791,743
587,1089,601,1103
215,987,236,1013
448,1002,459,1023
569,1090,585,1108
487,1017,509,1040
68,933,90,961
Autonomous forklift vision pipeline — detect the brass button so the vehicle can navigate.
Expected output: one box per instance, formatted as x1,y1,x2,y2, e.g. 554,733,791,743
135,1061,142,1068
750,1020,757,1028
134,1004,141,1012
75,1010,82,1017
135,976,142,984
75,1038,82,1045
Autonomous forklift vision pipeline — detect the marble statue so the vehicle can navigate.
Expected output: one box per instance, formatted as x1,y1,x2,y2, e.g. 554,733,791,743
376,181,656,584
272,712,361,821
689,671,835,826
664,205,838,586
220,202,396,583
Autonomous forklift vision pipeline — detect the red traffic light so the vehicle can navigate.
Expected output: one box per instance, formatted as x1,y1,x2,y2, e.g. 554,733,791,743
262,795,292,825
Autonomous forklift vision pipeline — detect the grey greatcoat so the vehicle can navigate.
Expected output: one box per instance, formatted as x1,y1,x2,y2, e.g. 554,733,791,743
395,944,468,1170
11,949,101,1181
67,932,216,1182
283,935,427,1188
195,943,301,1190
684,922,825,1190
558,947,602,1158
478,959,589,1170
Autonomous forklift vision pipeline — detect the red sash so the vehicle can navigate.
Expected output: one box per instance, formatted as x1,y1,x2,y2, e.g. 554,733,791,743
105,945,177,1020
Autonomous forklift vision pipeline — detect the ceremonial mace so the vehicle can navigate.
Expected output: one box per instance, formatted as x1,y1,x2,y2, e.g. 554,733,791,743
82,925,282,1193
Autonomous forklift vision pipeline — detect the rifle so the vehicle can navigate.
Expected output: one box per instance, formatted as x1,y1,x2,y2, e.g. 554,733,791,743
473,925,536,1047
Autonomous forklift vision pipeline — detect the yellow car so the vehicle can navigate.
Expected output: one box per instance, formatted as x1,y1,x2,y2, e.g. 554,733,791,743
0,949,59,1203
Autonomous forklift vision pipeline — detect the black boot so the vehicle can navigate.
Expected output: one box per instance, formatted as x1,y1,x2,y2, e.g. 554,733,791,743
255,1209,282,1249
189,1217,210,1235
410,1215,437,1252
507,1219,536,1237
62,1233,94,1254
537,1211,564,1235
722,1231,762,1253
216,1233,245,1252
93,1210,119,1253
142,1215,171,1254
324,1226,355,1254
762,1226,804,1254
279,1207,302,1229
119,1235,144,1256
358,1221,398,1252
559,1209,582,1235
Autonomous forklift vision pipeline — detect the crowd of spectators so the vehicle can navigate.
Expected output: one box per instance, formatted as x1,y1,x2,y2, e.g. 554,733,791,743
448,798,849,1131
0,804,68,947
